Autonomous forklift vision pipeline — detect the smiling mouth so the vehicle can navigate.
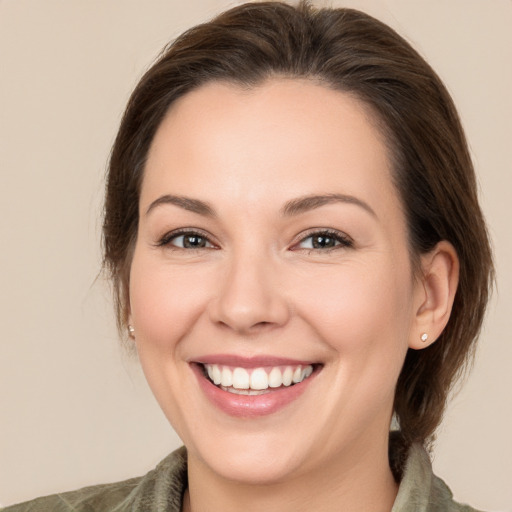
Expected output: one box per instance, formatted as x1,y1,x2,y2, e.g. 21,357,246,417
200,363,316,395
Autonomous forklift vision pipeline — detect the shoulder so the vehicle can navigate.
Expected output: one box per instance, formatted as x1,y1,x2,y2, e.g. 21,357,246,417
1,447,188,512
0,477,142,512
392,441,485,512
430,475,485,512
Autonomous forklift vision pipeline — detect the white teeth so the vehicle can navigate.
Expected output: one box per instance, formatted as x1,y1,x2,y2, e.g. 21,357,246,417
203,363,315,391
232,367,250,389
221,367,232,387
292,366,302,383
268,367,283,388
222,386,269,396
282,366,293,386
250,368,268,390
212,365,222,385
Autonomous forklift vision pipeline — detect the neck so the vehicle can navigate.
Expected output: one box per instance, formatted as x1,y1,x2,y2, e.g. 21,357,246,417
183,434,398,512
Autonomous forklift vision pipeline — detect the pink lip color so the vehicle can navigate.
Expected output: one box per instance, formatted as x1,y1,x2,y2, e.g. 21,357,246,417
190,362,318,418
193,354,315,368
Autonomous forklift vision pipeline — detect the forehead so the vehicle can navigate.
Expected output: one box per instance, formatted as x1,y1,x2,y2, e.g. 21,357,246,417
142,79,398,221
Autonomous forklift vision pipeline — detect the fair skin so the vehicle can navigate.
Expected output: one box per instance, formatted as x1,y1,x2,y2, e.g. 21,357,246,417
129,79,458,512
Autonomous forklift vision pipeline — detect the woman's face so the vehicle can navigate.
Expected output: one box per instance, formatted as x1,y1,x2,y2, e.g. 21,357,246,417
129,79,424,484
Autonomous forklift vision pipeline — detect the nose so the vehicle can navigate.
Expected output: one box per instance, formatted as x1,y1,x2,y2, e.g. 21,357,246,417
208,251,290,335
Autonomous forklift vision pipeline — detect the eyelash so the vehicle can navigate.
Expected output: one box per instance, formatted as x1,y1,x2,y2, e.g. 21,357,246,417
293,229,353,253
157,229,215,250
156,228,353,252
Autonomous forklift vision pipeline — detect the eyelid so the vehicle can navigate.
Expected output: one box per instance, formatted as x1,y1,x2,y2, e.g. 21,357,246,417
291,228,353,251
156,228,218,249
155,227,352,251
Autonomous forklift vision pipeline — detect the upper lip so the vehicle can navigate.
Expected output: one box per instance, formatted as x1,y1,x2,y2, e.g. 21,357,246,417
191,354,318,368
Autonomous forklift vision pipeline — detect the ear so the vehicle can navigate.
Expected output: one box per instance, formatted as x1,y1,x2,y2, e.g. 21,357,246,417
409,241,459,350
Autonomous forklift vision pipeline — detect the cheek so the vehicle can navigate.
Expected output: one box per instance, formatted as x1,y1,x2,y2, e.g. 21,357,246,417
129,250,213,352
293,260,414,356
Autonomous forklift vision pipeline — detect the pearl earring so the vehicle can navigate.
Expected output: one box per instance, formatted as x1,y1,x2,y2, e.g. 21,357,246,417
128,325,135,338
420,333,428,342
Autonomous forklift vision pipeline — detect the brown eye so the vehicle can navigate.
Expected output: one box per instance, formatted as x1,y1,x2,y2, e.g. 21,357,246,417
161,232,214,249
181,234,208,248
311,234,337,248
297,230,352,251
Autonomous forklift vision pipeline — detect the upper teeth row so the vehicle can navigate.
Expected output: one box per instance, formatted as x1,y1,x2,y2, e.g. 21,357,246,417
204,364,313,390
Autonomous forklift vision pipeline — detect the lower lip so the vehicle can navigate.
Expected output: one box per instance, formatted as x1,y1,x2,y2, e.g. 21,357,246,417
191,364,318,418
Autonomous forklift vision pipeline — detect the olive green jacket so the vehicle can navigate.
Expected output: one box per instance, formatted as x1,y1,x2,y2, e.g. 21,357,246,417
2,444,483,511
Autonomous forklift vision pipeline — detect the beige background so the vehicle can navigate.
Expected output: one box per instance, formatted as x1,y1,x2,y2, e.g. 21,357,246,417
1,0,511,509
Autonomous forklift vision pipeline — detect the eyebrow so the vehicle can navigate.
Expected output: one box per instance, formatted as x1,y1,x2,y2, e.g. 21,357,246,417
145,193,376,219
281,193,377,218
146,195,216,217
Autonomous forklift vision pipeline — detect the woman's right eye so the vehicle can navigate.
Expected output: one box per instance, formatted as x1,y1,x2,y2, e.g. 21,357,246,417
159,231,214,249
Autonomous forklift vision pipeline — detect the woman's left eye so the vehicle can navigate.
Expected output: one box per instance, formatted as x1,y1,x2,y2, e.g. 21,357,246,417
295,230,353,251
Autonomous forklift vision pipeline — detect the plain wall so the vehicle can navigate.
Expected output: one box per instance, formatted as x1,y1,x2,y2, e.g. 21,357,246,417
1,0,511,509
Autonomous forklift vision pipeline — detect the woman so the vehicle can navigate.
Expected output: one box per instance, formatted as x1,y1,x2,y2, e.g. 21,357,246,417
2,1,495,511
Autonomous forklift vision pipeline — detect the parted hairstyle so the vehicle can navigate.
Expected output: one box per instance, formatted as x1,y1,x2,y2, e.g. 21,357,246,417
103,1,493,462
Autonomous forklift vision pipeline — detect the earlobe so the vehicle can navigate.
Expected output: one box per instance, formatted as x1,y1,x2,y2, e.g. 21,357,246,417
127,312,135,340
409,241,459,350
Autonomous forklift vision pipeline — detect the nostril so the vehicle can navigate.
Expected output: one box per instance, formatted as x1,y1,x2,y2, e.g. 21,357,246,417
214,317,284,335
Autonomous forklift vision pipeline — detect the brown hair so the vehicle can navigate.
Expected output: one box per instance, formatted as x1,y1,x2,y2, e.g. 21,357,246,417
103,1,493,457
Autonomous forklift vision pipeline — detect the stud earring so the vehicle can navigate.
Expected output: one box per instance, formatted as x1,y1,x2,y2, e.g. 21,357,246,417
420,333,428,342
128,325,135,338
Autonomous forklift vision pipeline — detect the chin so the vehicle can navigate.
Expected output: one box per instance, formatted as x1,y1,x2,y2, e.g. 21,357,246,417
181,420,316,485
197,443,308,485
